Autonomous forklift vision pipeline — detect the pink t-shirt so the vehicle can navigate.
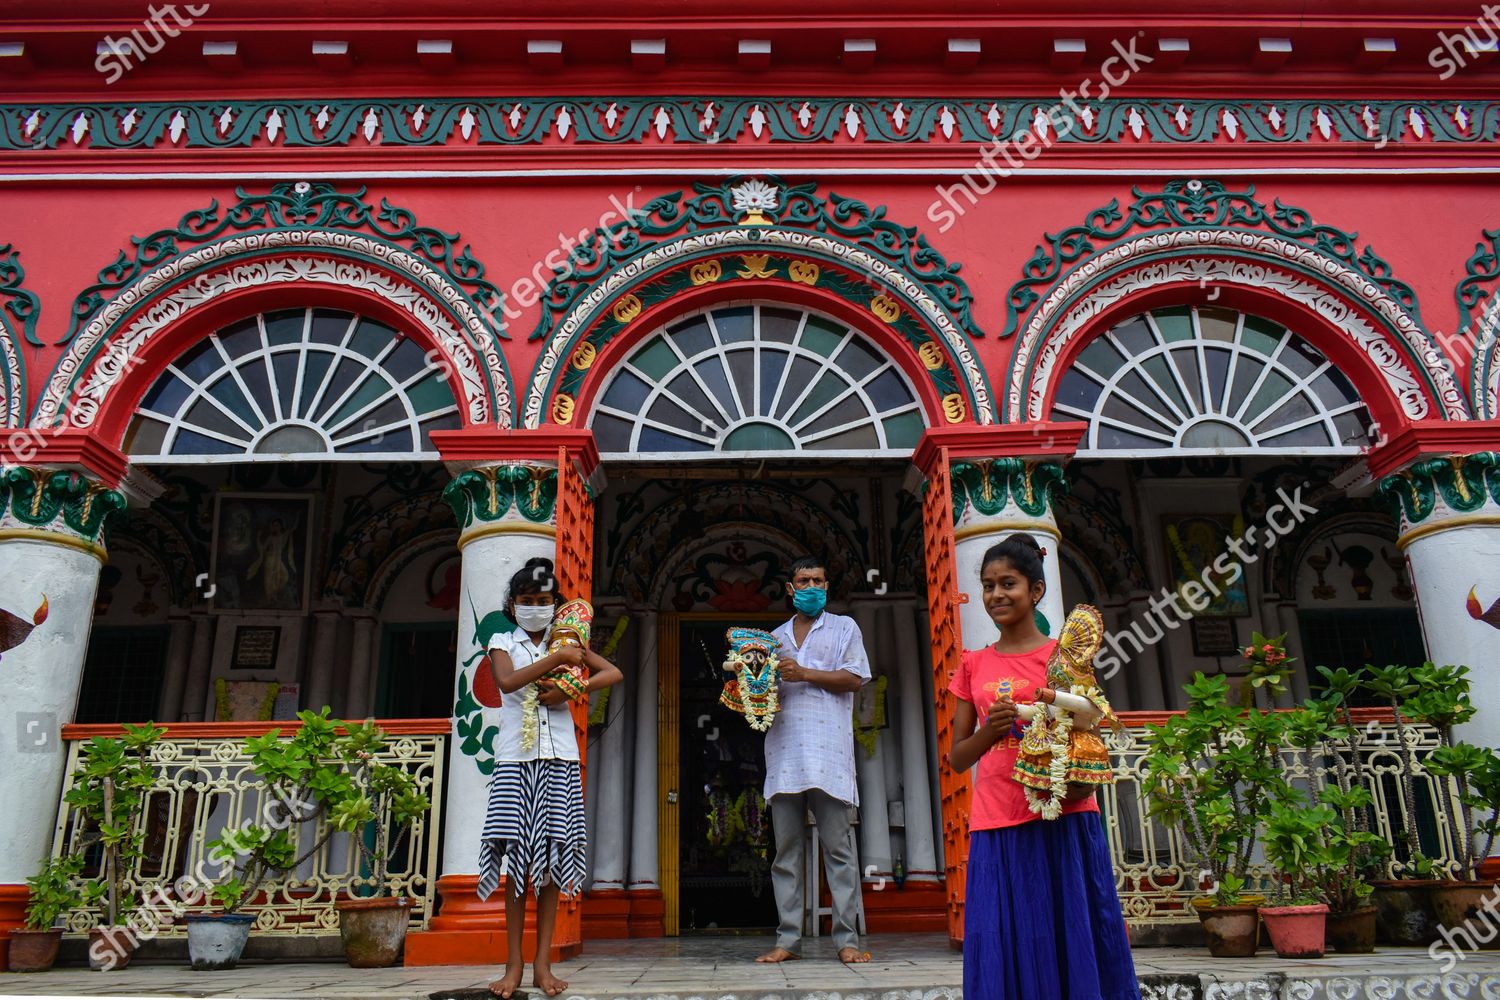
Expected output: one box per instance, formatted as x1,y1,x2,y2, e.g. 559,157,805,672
948,642,1100,832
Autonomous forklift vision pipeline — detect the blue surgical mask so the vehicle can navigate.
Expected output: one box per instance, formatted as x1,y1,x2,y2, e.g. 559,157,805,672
792,586,827,617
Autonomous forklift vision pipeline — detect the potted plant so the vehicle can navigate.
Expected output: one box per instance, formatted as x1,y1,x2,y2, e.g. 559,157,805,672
62,722,166,971
1143,672,1288,957
1285,676,1389,952
1361,663,1444,945
8,856,85,972
1413,664,1500,945
190,710,345,970
1260,799,1334,958
328,719,432,968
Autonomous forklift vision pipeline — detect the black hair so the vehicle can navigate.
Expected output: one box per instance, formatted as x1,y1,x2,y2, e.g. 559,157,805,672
787,554,826,579
980,534,1046,588
505,557,563,610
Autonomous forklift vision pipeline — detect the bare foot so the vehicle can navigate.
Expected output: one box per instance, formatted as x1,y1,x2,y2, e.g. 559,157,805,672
839,946,872,964
532,966,568,997
756,946,800,963
488,966,524,999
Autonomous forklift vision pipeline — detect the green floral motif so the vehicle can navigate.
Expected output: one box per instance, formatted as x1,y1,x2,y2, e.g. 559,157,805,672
1002,178,1419,338
452,669,500,776
1375,452,1500,525
443,465,558,530
1457,228,1500,330
62,181,508,349
950,459,1069,522
0,243,40,347
0,467,127,546
531,173,980,340
5,99,1493,152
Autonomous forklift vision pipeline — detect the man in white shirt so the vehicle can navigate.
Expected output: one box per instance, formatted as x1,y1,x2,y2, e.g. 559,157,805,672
757,555,872,965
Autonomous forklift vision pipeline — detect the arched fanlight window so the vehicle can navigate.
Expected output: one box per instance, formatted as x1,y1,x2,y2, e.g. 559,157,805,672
1051,306,1373,456
124,308,461,462
589,303,925,458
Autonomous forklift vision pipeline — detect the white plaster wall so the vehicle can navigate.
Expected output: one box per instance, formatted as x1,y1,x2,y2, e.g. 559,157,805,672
0,539,102,883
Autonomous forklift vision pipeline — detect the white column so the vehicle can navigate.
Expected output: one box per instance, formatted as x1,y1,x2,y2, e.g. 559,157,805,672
848,601,892,878
891,600,938,881
0,469,123,891
439,465,559,880
344,614,379,720
627,612,659,891
589,603,631,892
180,613,215,721
303,609,342,715
155,613,193,721
1379,454,1500,749
951,460,1068,647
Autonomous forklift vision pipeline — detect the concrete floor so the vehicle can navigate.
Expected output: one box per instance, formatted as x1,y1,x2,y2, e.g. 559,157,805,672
2,933,1498,999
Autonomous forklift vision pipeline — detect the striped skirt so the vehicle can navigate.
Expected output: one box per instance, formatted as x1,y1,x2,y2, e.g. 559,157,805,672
476,759,587,901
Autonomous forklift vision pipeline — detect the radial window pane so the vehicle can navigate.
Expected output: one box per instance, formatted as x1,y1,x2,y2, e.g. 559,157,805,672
1052,306,1368,455
125,308,459,461
589,304,926,457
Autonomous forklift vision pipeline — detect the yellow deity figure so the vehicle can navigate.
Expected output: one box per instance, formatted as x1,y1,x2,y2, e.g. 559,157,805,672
545,599,593,704
719,627,782,733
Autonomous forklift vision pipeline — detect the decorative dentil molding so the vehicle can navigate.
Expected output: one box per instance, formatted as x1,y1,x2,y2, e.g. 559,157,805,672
442,464,559,531
1375,451,1500,528
949,458,1069,523
0,466,128,550
3,98,1495,152
1002,178,1420,339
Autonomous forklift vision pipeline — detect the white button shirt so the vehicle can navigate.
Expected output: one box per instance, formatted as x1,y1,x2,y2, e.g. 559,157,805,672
764,610,871,805
486,627,580,763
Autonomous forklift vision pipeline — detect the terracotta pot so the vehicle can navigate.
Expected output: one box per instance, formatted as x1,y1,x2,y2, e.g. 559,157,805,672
1325,904,1377,953
1371,879,1441,946
88,925,140,970
7,928,64,973
1260,903,1329,959
185,913,253,970
335,897,412,968
1195,903,1259,957
1430,882,1500,950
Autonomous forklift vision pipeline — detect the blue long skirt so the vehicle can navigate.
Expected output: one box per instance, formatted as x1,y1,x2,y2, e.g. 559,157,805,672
963,812,1139,1000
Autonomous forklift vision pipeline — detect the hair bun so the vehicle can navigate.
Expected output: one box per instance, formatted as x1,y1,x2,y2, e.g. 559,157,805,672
523,556,555,571
1010,533,1043,554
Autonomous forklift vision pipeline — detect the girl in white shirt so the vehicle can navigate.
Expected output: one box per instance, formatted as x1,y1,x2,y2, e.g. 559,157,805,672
478,557,622,999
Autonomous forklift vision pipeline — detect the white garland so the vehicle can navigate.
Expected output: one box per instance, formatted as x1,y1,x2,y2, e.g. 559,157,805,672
727,650,781,732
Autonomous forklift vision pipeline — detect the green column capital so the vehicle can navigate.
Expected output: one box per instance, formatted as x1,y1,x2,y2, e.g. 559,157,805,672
948,458,1069,525
0,466,127,557
1374,451,1500,533
443,463,559,533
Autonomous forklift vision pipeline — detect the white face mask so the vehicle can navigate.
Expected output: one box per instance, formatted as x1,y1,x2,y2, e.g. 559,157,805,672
514,605,555,633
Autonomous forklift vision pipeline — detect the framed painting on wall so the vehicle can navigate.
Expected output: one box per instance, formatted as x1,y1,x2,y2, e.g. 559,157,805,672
209,493,315,613
1161,512,1250,617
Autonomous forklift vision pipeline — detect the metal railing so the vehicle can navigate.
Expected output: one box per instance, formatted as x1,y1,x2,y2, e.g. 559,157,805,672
1101,709,1460,926
51,720,446,937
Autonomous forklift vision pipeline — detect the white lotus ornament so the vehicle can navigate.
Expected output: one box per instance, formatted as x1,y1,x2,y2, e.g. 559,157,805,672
730,179,779,225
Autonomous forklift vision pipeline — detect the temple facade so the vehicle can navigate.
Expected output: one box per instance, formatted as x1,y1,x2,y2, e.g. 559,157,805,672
0,0,1498,965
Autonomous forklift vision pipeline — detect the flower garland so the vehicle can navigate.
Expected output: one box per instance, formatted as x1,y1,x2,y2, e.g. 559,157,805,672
734,653,780,732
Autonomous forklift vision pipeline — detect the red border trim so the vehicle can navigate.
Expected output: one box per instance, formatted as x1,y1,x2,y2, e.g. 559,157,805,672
0,431,128,486
431,427,600,476
913,422,1085,474
1366,419,1500,479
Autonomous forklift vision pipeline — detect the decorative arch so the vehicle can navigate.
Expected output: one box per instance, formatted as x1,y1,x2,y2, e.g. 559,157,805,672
322,490,456,609
1003,179,1468,429
524,175,992,431
0,244,38,428
1457,228,1500,419
1054,492,1150,598
604,482,870,606
108,507,203,607
33,183,514,440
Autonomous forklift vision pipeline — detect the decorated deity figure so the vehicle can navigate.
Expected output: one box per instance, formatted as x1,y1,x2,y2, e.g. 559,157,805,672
1011,603,1122,820
544,599,593,704
720,626,782,732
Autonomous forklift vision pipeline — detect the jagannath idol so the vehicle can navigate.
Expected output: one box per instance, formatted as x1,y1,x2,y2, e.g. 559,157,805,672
719,627,781,732
1012,604,1122,820
544,598,592,704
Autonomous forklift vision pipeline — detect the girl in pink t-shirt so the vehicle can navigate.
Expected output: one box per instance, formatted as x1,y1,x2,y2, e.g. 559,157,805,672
947,534,1136,1000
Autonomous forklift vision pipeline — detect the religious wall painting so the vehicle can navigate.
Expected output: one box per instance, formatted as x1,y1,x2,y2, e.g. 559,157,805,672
210,493,315,612
1162,512,1249,617
427,554,462,611
1293,529,1415,607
